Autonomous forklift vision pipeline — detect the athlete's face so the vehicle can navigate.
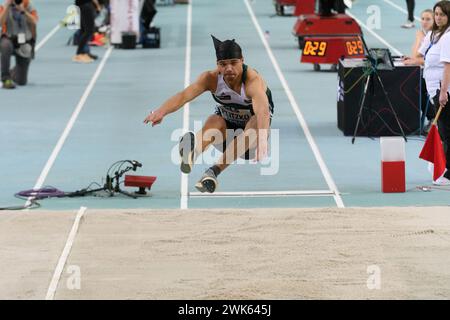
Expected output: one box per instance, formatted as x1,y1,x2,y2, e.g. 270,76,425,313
421,12,433,32
434,6,448,28
217,58,243,82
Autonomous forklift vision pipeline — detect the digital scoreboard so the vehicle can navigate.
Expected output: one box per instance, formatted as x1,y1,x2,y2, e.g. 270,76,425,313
293,14,364,70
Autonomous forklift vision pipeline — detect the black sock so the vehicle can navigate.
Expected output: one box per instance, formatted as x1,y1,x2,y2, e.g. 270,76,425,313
210,165,221,177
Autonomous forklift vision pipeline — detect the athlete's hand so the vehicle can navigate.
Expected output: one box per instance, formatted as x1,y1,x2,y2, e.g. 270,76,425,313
144,109,164,126
254,139,268,162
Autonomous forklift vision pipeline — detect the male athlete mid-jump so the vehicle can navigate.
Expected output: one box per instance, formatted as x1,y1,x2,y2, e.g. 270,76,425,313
144,35,274,193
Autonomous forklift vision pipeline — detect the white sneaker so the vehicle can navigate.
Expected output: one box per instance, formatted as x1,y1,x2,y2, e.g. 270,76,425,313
195,168,218,193
401,21,415,29
433,176,450,186
179,131,195,174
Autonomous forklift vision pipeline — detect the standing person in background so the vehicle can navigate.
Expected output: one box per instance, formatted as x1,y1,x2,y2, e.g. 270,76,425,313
417,1,450,185
403,9,435,132
73,0,101,63
402,0,416,28
405,9,434,62
141,0,157,32
318,0,346,16
0,0,38,89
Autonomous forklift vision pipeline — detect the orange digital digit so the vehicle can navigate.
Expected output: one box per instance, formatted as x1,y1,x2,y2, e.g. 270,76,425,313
351,41,358,55
346,42,353,55
303,41,309,55
303,41,312,55
357,40,364,54
318,42,327,56
308,41,317,56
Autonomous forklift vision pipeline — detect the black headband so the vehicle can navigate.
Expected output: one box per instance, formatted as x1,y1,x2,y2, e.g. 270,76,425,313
211,35,243,61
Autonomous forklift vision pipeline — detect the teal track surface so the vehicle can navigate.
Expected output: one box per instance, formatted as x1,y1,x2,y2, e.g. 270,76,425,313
1,0,448,210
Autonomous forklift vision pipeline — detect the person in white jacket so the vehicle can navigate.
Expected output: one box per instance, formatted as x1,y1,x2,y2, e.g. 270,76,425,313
417,1,450,185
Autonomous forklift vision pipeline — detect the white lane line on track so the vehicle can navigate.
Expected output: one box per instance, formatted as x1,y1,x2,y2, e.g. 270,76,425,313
190,190,337,198
45,206,86,300
180,0,193,210
382,0,420,22
35,24,61,52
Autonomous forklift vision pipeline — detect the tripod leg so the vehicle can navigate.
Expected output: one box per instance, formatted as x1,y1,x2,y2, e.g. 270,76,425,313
374,72,408,141
352,74,372,144
118,189,138,199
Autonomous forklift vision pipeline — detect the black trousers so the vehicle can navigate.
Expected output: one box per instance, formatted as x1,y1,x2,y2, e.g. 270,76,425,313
318,0,345,16
421,78,435,121
433,91,450,176
0,37,31,85
141,0,157,31
77,2,96,55
406,0,415,22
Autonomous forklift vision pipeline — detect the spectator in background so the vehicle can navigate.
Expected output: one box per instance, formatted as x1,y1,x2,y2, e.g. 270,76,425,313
407,9,434,62
403,9,435,132
417,1,450,185
73,0,101,63
0,0,38,89
402,0,416,28
318,0,346,16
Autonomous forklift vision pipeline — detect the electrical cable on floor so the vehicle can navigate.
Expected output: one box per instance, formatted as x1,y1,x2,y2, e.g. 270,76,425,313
0,160,155,211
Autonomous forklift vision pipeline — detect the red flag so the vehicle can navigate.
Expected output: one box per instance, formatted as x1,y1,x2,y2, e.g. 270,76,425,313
419,124,447,181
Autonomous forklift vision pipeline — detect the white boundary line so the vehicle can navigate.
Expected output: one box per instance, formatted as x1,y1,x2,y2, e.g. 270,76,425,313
35,24,61,52
243,0,345,208
25,47,113,207
180,0,193,210
346,11,403,56
382,0,420,21
45,206,87,300
190,190,335,198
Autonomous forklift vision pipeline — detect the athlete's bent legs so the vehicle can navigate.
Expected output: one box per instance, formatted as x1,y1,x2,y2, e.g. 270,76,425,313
195,114,228,158
215,115,259,172
179,114,227,174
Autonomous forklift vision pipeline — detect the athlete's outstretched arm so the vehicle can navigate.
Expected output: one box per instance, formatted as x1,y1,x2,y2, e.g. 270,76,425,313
246,76,270,161
144,72,212,126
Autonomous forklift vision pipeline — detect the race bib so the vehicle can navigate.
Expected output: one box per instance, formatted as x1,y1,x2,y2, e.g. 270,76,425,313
17,33,26,44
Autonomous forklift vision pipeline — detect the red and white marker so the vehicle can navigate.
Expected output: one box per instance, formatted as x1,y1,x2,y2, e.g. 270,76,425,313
380,137,406,193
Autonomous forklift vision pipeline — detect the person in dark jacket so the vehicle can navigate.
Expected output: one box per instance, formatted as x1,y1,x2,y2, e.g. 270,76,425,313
73,0,101,63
